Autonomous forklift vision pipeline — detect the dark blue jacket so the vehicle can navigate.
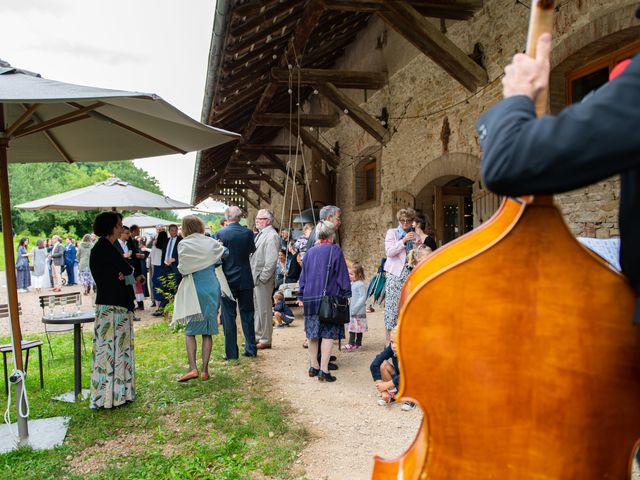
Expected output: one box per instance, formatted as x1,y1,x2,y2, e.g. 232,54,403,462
214,222,255,290
476,55,640,323
161,234,182,279
64,243,76,265
370,344,400,389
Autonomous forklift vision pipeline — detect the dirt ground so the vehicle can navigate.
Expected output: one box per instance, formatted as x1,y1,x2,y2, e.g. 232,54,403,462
255,306,422,480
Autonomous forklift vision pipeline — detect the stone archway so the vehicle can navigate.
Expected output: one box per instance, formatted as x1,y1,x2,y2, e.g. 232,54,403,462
407,153,498,246
549,2,640,113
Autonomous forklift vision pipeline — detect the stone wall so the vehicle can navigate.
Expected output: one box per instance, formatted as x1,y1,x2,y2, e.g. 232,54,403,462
248,0,636,277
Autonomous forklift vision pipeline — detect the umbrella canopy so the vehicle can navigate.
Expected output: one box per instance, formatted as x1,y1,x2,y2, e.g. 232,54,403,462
122,212,175,229
0,63,240,163
0,61,240,442
292,207,320,224
15,176,192,211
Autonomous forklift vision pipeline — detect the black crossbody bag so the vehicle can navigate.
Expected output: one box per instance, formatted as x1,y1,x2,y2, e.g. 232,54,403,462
318,246,350,325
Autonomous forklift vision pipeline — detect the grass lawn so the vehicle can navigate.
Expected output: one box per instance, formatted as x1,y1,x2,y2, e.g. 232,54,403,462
0,322,307,479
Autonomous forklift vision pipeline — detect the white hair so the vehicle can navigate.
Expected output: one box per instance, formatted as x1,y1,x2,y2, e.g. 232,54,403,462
316,220,335,240
225,205,243,221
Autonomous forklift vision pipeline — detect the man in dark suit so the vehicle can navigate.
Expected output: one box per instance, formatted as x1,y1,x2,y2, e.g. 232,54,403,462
476,31,640,323
214,206,258,359
153,223,182,316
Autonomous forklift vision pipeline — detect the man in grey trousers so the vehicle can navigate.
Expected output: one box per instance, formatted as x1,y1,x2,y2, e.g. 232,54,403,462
250,209,281,349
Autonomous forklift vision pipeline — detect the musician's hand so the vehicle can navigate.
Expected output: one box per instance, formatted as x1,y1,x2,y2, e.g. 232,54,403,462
296,300,304,307
117,272,125,281
502,32,551,101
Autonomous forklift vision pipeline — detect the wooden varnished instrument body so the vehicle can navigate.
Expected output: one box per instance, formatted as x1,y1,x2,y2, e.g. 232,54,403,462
372,1,640,478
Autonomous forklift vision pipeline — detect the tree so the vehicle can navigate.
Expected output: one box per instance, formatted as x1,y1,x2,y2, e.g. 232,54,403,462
8,160,178,235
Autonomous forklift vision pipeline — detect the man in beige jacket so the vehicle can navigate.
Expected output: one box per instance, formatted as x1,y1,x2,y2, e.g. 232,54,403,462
250,209,281,349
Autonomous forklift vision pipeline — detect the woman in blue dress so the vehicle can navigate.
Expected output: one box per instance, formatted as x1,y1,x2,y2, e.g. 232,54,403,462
172,216,226,382
16,237,31,292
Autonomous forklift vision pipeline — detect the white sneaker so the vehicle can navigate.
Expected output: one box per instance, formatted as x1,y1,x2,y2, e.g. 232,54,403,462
401,401,416,411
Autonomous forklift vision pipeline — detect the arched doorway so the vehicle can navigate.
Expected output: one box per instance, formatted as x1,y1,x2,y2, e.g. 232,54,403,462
415,175,475,246
409,153,499,247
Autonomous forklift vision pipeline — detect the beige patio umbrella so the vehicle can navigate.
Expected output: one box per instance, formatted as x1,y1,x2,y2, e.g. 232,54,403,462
16,176,193,211
0,60,240,444
122,212,176,229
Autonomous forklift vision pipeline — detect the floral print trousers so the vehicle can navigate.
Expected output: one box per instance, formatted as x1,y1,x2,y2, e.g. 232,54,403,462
90,304,135,409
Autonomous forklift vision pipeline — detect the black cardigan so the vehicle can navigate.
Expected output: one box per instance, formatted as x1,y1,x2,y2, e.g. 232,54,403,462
90,237,135,311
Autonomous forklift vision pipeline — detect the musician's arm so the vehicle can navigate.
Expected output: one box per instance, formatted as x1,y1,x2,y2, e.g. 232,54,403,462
477,57,640,196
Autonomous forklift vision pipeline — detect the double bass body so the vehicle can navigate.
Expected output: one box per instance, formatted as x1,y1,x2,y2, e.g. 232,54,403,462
373,197,640,479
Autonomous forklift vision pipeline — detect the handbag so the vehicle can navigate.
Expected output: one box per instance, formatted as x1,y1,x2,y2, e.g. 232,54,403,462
318,247,350,325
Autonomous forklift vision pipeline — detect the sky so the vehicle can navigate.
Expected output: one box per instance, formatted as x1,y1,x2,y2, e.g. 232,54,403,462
0,0,227,213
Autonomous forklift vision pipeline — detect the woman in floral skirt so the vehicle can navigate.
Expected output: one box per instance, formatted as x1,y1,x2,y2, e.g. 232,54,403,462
89,211,139,409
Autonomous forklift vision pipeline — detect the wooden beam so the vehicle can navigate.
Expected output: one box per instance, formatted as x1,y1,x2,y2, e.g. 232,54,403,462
271,68,387,89
286,123,340,169
239,144,295,155
324,0,483,20
378,0,487,91
317,82,390,143
249,166,286,196
240,0,326,142
253,112,340,128
223,174,266,181
239,192,260,210
219,181,270,204
261,152,305,185
244,182,271,204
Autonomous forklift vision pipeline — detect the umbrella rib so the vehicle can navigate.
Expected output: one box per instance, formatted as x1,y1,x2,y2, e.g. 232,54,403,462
67,102,187,155
11,104,74,163
13,102,104,138
5,103,40,137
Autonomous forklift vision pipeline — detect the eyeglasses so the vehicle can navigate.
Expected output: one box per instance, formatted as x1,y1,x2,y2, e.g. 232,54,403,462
399,219,412,224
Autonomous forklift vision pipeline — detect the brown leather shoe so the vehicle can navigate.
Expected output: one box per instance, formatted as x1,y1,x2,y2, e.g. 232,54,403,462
256,342,272,349
177,369,199,382
200,372,210,381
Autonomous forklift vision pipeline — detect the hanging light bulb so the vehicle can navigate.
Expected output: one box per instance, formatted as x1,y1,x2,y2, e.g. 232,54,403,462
343,108,349,114
272,54,277,60
313,89,319,95
287,64,293,70
288,88,292,94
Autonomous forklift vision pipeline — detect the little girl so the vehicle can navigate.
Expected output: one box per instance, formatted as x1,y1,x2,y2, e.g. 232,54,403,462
345,263,367,350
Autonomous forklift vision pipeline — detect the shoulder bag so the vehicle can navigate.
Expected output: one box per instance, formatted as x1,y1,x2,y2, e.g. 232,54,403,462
318,246,350,325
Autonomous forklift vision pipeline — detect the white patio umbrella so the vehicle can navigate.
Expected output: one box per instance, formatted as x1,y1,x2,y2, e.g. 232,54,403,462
16,176,192,211
0,61,240,446
122,212,175,229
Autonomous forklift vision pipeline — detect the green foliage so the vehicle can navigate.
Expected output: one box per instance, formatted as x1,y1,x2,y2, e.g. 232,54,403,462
157,273,177,321
8,160,178,236
0,322,307,479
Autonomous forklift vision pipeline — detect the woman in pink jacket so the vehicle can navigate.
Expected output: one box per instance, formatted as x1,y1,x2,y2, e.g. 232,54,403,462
383,208,416,344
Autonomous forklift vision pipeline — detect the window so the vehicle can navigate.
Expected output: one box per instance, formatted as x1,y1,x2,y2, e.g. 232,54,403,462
566,40,640,104
353,149,381,209
363,160,376,202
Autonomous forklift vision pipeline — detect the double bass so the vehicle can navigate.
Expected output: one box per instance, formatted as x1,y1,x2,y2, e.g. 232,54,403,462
373,1,640,478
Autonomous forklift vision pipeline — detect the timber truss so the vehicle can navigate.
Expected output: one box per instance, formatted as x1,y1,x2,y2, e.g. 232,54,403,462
193,0,485,210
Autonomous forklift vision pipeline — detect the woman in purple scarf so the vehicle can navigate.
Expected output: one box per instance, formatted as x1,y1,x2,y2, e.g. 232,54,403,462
297,220,351,382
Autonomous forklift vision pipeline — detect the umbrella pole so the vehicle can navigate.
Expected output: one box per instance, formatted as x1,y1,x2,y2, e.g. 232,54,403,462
0,136,29,441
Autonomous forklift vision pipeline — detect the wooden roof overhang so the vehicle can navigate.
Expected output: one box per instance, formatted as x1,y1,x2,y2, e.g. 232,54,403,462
192,0,486,208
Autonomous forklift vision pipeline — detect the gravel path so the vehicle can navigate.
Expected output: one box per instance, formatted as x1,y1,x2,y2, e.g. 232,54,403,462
255,307,422,480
